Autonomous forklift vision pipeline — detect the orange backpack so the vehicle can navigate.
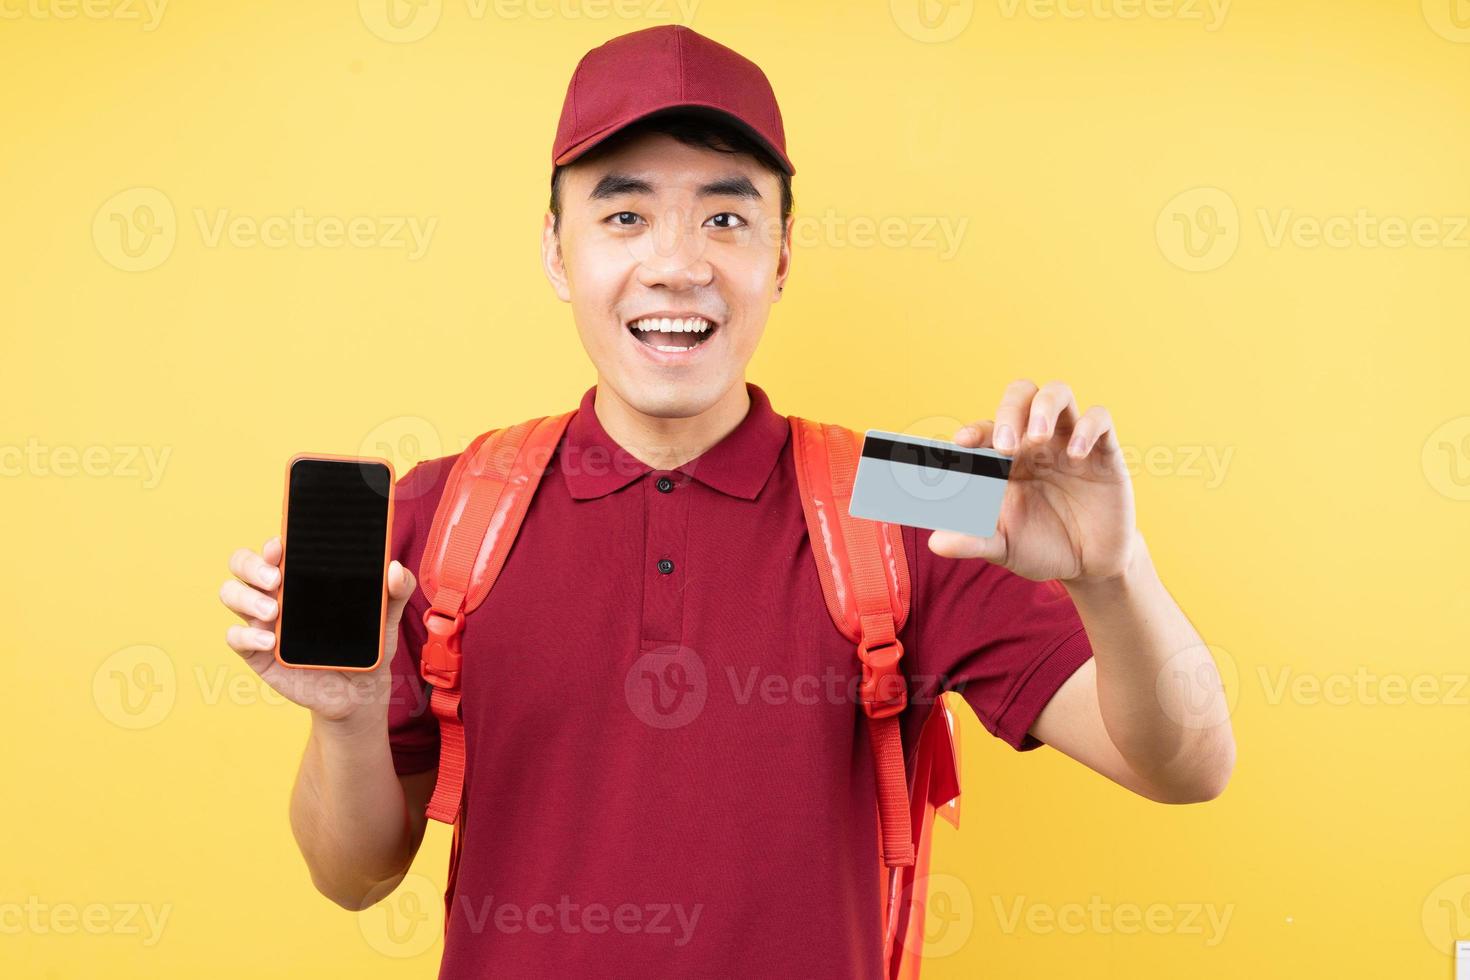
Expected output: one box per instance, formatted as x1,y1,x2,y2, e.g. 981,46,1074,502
415,410,962,978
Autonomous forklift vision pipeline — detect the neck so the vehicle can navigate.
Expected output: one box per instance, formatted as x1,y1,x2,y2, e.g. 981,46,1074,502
593,380,752,471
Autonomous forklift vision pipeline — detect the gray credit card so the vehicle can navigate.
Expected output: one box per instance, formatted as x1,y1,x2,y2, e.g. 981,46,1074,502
848,429,1012,538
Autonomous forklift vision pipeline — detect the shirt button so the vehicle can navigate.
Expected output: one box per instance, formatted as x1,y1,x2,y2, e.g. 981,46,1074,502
656,558,675,575
656,476,675,493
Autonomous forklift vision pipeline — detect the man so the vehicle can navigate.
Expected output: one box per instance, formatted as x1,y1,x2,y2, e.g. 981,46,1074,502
219,24,1233,978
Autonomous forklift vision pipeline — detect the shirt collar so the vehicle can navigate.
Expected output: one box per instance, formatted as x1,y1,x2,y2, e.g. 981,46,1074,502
559,381,789,501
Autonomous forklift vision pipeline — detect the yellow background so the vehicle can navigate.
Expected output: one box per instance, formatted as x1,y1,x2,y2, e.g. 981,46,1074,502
4,0,1469,976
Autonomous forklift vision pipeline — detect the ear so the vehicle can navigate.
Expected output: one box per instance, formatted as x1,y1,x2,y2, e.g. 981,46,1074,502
772,213,793,302
541,211,571,303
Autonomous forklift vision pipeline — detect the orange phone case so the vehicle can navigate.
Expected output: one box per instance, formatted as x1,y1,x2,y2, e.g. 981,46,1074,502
273,452,396,672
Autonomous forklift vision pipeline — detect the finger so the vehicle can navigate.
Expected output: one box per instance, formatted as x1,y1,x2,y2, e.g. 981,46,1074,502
386,560,417,602
380,562,418,672
263,536,282,566
926,528,1007,563
225,622,277,656
953,419,995,449
229,546,279,592
1025,380,1078,445
993,380,1039,454
1066,405,1116,459
218,578,278,625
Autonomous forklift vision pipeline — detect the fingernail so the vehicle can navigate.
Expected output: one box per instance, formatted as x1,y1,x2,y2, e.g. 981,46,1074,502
261,567,278,587
1068,436,1085,456
1028,414,1047,438
253,629,275,648
995,425,1015,452
258,598,277,617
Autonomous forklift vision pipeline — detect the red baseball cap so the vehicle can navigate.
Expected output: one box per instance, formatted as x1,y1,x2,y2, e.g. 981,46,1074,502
552,25,795,177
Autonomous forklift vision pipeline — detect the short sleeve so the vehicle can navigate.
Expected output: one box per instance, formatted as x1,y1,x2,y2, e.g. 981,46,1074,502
901,524,1094,752
385,458,452,776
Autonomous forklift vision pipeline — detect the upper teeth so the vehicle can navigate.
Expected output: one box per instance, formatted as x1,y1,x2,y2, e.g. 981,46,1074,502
630,317,712,334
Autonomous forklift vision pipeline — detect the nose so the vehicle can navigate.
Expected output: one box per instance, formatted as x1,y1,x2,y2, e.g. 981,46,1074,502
632,205,713,290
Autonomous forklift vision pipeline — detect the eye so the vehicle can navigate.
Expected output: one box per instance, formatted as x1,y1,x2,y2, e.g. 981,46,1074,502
706,212,746,230
605,211,643,227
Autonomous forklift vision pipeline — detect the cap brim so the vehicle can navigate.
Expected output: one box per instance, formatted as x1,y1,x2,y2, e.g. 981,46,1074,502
554,102,795,176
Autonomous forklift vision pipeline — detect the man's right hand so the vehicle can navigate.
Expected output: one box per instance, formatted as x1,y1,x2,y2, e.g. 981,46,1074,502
219,536,418,726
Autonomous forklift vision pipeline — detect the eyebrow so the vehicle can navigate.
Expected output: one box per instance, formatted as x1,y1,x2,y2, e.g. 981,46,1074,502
588,173,764,202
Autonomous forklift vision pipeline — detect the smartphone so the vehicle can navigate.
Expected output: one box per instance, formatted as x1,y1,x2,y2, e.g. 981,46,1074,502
274,454,395,671
848,429,1011,538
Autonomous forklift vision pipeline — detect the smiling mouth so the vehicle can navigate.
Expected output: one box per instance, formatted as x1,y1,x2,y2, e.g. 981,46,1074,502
626,315,718,353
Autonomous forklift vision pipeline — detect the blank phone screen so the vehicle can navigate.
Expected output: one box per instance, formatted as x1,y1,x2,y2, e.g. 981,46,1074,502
278,459,392,669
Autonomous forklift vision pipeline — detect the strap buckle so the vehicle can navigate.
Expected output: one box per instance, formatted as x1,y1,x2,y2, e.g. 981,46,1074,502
421,608,465,690
858,636,908,719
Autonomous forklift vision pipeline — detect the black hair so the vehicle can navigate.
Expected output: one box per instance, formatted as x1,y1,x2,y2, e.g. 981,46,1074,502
548,108,794,237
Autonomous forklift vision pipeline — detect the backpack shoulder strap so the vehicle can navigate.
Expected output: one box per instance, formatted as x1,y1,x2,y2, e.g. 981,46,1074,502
787,416,964,980
788,416,914,859
889,699,963,980
416,411,574,826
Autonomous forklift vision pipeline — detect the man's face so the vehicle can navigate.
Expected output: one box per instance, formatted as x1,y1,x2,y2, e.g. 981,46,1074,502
542,131,791,419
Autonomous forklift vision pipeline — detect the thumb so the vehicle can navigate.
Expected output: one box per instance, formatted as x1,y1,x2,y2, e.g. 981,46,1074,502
927,528,1007,564
387,560,417,602
384,561,417,629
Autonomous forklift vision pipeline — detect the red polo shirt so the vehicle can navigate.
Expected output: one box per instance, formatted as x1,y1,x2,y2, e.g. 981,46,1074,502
386,381,1093,979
